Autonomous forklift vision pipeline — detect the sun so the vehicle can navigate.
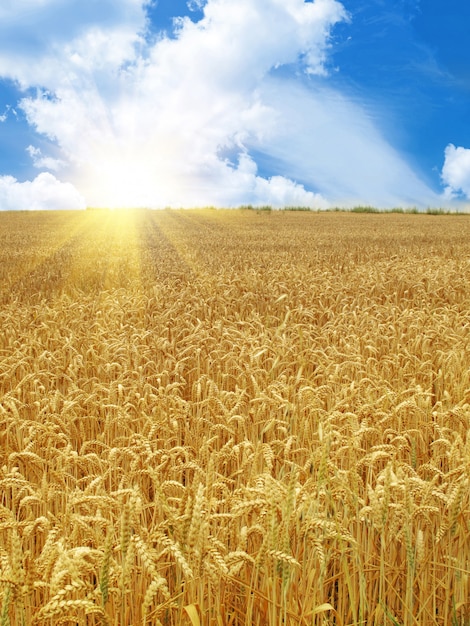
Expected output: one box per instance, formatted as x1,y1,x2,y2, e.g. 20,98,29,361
82,157,159,209
75,142,184,209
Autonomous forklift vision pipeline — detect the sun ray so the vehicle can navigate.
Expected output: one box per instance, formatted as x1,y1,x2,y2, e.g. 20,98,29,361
0,210,93,304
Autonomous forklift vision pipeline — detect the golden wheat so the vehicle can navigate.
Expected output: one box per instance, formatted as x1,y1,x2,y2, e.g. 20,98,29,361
0,208,469,625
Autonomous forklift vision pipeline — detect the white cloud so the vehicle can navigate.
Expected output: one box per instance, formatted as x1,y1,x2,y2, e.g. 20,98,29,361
0,173,85,211
187,0,206,11
27,145,65,171
441,144,470,199
0,0,441,209
12,0,347,208
0,104,13,122
0,0,147,88
254,78,440,207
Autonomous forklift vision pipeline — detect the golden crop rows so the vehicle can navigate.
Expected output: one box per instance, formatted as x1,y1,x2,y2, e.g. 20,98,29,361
0,208,469,625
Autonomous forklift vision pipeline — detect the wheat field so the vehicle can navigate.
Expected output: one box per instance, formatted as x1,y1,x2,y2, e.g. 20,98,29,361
0,208,469,626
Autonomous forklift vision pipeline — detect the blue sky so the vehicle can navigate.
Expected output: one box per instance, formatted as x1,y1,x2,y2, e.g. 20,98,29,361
0,0,469,210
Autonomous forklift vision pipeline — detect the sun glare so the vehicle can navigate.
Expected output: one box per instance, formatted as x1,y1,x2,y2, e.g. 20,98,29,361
76,143,183,209
83,159,157,209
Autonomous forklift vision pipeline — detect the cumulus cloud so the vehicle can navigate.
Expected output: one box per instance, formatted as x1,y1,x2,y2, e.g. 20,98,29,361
0,173,85,211
0,0,441,208
441,144,470,199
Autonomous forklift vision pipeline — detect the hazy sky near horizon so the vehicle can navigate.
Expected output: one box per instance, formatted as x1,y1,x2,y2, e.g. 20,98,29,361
0,0,469,210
